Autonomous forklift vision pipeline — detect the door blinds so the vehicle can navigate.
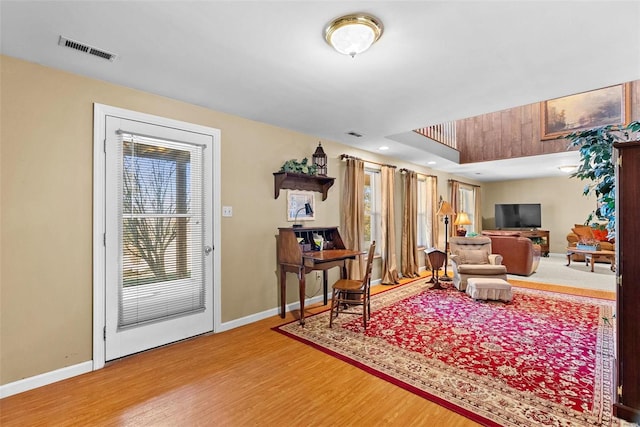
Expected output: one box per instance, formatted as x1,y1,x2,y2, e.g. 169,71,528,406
116,132,205,328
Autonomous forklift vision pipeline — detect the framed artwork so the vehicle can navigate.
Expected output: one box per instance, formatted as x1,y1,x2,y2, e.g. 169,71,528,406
287,190,315,222
540,83,631,140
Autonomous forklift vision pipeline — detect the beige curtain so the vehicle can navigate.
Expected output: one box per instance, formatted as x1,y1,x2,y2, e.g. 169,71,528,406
381,166,399,284
341,158,365,279
401,171,419,278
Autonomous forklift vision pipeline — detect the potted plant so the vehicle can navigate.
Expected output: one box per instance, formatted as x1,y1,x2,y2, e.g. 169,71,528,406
566,121,640,238
279,158,318,175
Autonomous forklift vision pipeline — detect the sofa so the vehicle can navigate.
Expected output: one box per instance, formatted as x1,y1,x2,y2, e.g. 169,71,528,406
481,231,541,276
566,224,615,262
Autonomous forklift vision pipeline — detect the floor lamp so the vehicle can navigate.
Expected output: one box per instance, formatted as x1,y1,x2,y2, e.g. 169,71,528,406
436,200,455,282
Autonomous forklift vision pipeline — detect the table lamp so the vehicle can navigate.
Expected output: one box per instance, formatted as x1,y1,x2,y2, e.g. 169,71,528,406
454,211,472,236
293,202,313,228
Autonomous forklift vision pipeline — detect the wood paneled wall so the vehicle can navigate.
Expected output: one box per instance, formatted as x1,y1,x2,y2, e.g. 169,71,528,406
456,80,640,164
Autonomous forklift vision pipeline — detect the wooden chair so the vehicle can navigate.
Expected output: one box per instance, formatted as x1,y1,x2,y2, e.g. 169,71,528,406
329,241,376,329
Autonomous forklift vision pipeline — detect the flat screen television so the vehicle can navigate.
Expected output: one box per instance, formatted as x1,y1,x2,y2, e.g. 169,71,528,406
495,203,542,229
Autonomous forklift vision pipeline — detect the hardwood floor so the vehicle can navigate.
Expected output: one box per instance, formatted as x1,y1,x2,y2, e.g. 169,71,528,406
0,274,611,426
0,301,478,425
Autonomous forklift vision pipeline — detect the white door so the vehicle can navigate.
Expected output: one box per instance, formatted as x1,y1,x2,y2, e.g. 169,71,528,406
103,115,214,360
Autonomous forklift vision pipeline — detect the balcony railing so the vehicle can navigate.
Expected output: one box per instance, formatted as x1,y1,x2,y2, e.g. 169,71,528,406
414,121,457,149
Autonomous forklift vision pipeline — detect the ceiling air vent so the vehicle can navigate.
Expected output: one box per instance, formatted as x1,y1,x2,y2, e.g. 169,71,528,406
58,36,117,61
346,131,363,138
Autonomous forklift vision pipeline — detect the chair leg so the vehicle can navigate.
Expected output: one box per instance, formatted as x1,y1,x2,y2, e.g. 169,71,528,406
329,289,338,328
363,297,367,329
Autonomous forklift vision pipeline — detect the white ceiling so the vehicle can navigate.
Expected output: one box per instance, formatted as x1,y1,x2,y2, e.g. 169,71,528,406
1,1,639,181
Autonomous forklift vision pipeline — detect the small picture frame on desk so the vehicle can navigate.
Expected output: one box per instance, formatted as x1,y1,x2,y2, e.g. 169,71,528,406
287,190,315,222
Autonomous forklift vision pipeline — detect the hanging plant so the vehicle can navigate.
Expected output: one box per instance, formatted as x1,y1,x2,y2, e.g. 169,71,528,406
566,121,640,236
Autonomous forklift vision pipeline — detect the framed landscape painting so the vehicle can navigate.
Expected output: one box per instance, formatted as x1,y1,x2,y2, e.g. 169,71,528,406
541,83,631,140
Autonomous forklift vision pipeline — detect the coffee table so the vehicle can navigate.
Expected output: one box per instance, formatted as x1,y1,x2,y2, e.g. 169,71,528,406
566,247,616,272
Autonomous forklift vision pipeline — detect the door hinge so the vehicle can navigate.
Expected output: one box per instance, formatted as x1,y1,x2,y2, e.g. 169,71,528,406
103,233,106,246
103,326,106,341
103,139,106,153
617,156,622,167
617,385,623,397
617,275,622,287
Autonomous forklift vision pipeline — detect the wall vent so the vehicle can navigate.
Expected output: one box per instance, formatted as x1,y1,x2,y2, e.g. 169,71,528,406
58,36,117,61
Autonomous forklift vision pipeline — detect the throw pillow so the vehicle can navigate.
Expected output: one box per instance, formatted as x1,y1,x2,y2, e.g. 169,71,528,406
456,249,489,265
571,226,594,240
592,228,609,242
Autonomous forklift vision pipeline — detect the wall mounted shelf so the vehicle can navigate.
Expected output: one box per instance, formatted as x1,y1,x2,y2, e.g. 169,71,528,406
273,172,335,201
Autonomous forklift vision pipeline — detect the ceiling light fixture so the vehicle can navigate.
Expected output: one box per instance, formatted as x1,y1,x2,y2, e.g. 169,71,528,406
378,146,389,151
324,13,383,57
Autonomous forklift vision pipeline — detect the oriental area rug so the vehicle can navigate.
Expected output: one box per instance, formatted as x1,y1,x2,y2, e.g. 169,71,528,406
274,279,619,427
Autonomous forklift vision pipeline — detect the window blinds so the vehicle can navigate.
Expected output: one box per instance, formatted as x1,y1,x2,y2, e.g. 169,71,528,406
117,132,205,328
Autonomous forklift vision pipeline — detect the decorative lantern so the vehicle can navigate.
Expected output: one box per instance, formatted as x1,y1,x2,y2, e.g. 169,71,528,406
312,142,328,176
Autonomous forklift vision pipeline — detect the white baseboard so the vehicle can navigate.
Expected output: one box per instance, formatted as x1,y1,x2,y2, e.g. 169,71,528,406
218,279,383,331
218,291,336,331
1,287,371,396
0,361,93,399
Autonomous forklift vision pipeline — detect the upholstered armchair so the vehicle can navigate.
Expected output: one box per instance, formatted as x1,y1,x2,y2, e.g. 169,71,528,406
482,233,541,276
449,236,508,291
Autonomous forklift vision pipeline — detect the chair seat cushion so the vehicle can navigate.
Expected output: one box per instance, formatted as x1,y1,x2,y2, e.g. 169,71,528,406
457,264,507,275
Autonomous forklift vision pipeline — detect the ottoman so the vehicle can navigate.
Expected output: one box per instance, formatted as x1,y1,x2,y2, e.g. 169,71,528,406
466,278,512,302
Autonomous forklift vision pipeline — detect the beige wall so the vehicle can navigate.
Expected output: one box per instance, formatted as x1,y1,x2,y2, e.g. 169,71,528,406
481,176,596,252
1,56,474,385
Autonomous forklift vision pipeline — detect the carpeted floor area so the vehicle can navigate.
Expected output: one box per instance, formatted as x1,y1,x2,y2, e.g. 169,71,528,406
509,252,615,292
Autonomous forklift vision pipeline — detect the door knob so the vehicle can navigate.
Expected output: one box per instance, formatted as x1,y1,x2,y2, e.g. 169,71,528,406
204,245,213,255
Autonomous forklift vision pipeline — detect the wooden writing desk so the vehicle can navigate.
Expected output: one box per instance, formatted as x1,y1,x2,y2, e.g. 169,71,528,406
277,227,364,325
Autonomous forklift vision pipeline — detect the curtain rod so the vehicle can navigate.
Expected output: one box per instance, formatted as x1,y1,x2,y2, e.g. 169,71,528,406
399,168,437,178
340,154,397,169
448,178,480,188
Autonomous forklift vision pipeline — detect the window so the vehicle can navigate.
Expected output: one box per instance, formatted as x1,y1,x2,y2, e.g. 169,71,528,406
120,136,204,327
364,167,381,255
417,176,433,248
458,186,477,232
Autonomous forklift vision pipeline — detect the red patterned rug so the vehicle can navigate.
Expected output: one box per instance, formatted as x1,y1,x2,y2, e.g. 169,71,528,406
274,279,618,426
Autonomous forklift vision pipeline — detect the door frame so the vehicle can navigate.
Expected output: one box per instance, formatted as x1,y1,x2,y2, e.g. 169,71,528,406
92,103,222,370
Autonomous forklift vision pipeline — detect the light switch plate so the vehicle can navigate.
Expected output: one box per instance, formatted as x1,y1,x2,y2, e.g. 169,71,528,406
222,206,233,217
